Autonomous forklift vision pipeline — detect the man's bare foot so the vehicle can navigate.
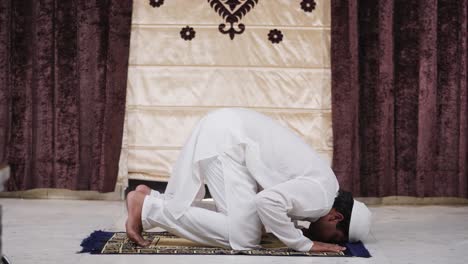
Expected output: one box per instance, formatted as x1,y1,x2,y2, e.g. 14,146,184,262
126,219,150,247
126,191,150,247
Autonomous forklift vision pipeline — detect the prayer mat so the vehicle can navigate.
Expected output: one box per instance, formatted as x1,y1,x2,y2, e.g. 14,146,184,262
79,231,371,257
79,231,371,258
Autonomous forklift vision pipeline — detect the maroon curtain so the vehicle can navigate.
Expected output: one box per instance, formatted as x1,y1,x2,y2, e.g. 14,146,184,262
331,0,467,198
0,1,9,169
0,0,133,192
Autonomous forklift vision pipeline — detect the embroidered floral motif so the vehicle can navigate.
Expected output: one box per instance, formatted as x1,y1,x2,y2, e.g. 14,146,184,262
180,26,196,41
149,0,164,8
268,29,283,44
300,0,316,12
208,0,258,40
224,0,243,11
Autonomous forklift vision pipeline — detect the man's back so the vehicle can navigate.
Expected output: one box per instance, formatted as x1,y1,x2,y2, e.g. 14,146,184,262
164,107,338,220
205,107,338,194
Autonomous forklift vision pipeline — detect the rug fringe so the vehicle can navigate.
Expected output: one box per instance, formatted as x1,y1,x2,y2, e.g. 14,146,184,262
78,230,115,254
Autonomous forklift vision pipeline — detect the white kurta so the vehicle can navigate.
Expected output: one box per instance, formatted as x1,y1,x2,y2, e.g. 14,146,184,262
148,107,339,251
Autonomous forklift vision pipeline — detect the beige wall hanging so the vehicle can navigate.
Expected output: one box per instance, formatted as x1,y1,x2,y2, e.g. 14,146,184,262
118,0,332,185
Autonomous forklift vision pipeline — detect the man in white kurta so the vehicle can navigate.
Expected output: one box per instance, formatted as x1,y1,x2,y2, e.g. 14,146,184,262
125,107,371,252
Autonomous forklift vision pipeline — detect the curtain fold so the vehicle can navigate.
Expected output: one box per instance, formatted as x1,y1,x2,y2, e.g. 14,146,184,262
331,0,467,198
0,0,133,192
0,0,10,168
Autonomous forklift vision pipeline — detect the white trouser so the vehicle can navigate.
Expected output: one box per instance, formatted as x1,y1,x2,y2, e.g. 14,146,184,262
140,150,262,249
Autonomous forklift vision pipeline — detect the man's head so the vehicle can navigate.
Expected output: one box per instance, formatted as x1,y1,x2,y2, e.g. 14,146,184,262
305,189,353,243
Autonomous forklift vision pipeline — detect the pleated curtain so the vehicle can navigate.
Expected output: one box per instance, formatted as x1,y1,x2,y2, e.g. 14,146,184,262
331,0,467,198
0,0,133,192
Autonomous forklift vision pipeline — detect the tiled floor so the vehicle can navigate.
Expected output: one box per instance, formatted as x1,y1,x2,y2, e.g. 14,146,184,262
1,198,467,264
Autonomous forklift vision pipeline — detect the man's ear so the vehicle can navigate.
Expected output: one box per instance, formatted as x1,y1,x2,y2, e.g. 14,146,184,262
330,209,344,222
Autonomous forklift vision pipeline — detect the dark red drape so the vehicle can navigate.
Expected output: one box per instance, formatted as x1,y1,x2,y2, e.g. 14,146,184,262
0,0,133,192
331,0,467,198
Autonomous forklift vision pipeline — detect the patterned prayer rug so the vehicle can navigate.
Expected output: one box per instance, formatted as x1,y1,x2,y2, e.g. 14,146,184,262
79,231,371,257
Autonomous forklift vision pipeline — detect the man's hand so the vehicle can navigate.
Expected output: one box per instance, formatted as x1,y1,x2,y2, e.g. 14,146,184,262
310,241,346,253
